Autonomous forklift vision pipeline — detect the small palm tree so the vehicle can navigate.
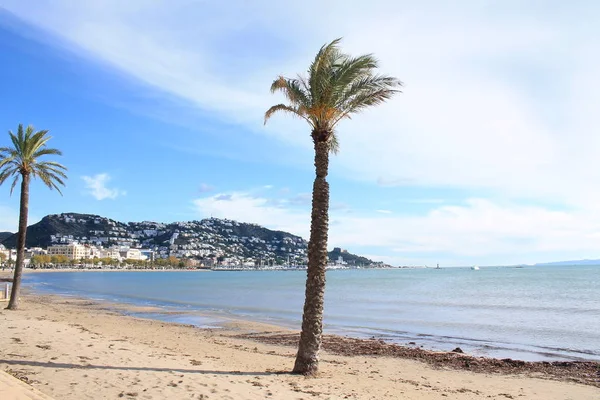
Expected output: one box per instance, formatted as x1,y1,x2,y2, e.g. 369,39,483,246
0,124,67,310
265,38,402,374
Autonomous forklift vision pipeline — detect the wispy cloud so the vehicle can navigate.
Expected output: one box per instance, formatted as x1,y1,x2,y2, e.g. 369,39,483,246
9,2,597,208
215,194,233,201
4,1,598,207
376,209,393,214
376,177,414,187
198,183,214,193
193,191,600,265
193,191,309,237
82,173,125,200
288,193,311,206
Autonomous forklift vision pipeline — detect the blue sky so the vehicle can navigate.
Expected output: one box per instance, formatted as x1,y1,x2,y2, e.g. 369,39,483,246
0,1,599,266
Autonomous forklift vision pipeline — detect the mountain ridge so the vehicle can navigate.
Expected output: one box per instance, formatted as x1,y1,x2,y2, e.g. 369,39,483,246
0,231,12,242
1,212,382,266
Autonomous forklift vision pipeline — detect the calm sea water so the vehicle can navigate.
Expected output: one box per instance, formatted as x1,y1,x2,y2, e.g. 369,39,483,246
24,266,600,361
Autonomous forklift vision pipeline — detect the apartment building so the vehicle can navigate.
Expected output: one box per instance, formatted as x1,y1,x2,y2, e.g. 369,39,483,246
47,243,90,260
118,248,147,261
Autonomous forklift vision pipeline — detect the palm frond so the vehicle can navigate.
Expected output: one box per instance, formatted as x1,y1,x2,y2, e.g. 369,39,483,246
308,38,343,103
0,124,67,196
330,54,379,104
9,131,21,154
0,156,16,169
333,75,402,125
36,170,65,195
328,133,340,154
270,76,288,93
270,77,311,108
33,164,68,180
9,175,19,195
36,161,68,173
264,104,311,125
308,38,341,89
32,148,62,159
0,167,18,185
29,137,51,156
24,125,38,156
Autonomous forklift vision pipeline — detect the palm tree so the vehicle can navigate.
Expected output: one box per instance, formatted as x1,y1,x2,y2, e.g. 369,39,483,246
0,124,67,310
265,38,402,374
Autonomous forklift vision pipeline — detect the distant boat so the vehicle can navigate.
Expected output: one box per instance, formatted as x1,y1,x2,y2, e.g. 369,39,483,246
471,265,480,270
434,263,441,269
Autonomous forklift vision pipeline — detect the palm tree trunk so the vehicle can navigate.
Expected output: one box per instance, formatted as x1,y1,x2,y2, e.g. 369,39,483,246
293,139,330,375
6,174,30,310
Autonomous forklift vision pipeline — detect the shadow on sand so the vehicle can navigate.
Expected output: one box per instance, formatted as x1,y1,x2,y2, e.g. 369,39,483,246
0,358,289,376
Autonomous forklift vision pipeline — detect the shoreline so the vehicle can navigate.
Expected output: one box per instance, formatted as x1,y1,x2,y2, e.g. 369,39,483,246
12,267,214,273
21,269,600,363
7,266,407,273
0,287,598,399
31,291,600,388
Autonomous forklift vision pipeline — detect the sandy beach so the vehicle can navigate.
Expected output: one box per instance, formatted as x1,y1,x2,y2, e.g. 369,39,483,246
0,275,598,399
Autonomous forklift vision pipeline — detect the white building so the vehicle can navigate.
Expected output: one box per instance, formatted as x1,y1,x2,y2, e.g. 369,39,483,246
99,248,121,260
119,248,147,261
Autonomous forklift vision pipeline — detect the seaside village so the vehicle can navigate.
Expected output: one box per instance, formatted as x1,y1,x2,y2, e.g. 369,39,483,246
0,213,354,270
0,242,158,269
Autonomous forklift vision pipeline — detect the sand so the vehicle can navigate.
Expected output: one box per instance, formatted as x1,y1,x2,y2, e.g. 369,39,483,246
0,280,598,399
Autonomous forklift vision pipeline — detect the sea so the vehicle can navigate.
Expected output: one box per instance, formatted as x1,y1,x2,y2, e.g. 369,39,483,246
23,265,600,362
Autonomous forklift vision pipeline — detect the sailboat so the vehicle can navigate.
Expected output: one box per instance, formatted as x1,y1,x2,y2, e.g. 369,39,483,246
471,265,480,270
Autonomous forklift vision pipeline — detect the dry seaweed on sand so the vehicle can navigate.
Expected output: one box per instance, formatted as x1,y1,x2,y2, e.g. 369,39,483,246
234,332,600,388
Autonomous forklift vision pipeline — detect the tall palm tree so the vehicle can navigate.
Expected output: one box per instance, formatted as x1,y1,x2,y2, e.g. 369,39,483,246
265,38,402,374
0,124,67,310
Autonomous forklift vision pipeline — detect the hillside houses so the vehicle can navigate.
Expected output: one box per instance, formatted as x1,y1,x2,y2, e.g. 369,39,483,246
0,213,385,269
4,213,310,267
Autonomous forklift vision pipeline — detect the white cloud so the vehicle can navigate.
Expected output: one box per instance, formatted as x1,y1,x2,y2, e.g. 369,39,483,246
376,209,393,214
4,1,598,206
81,173,125,200
193,191,600,266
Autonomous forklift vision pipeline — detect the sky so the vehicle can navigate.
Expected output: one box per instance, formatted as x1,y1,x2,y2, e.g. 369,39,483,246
0,1,599,266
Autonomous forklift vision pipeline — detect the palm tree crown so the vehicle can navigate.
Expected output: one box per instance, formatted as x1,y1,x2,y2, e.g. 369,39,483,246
265,38,402,152
0,124,67,193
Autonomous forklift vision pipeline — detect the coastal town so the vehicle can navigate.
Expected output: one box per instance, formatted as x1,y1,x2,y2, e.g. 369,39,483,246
0,213,386,270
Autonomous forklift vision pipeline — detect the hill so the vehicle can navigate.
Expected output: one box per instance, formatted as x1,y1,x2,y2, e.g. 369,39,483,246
2,213,379,266
329,247,376,266
0,231,13,243
2,213,126,249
